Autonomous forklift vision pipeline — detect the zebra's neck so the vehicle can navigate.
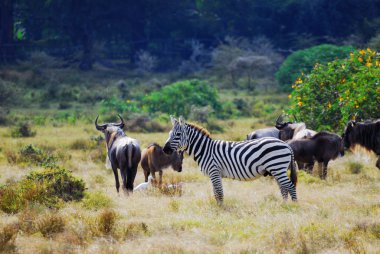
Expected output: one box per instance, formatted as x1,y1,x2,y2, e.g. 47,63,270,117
185,125,214,171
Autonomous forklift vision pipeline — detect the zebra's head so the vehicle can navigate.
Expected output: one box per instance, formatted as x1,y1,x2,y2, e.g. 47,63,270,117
163,116,188,154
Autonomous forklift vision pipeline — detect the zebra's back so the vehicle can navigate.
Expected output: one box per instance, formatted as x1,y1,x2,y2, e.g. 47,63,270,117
213,137,293,180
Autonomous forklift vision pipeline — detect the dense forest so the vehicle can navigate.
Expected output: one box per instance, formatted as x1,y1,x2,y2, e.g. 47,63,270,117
1,0,380,70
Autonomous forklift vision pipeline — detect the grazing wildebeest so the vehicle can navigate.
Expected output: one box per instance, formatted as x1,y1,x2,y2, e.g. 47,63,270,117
95,115,141,193
343,119,380,169
141,143,183,185
287,131,344,179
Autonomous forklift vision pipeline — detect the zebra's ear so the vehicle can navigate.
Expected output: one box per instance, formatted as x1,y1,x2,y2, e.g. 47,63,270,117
170,115,178,126
179,116,185,125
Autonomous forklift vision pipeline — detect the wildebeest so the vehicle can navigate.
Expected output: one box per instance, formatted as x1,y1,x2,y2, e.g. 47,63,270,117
287,131,344,179
343,119,380,169
141,143,184,185
245,116,290,140
95,115,141,193
275,118,316,141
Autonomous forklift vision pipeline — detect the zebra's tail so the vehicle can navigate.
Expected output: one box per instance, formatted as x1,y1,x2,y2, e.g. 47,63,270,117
290,152,297,187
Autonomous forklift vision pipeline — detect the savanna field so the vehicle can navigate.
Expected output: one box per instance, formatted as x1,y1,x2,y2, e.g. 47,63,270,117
0,118,379,254
2,1,380,252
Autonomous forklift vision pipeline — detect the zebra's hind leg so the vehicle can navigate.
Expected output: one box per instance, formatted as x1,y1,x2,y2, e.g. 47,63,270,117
272,169,297,202
209,171,224,205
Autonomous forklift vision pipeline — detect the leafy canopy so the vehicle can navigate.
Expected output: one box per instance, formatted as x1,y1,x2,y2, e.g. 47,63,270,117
276,44,354,91
288,48,380,132
142,79,222,118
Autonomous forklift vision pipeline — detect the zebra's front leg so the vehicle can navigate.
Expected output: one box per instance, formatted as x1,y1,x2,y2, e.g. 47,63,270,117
209,171,224,205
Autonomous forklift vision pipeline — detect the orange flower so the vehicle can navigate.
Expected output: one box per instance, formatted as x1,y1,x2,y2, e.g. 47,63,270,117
359,49,366,55
366,62,372,67
298,101,303,107
328,102,332,108
339,97,344,102
288,94,292,99
358,57,363,62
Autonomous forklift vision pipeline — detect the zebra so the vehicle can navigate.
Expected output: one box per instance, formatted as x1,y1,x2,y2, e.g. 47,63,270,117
163,116,297,204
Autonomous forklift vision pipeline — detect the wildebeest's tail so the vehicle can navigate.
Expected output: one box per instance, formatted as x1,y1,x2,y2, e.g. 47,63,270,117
126,143,134,168
290,151,297,187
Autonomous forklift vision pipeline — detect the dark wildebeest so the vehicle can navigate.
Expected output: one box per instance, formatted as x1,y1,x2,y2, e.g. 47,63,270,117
95,115,141,193
343,119,380,169
141,143,184,185
287,131,344,179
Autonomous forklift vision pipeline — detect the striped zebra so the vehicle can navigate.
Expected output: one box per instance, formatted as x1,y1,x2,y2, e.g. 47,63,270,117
163,116,297,204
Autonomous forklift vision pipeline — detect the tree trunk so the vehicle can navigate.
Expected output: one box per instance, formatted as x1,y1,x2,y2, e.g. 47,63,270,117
0,0,14,63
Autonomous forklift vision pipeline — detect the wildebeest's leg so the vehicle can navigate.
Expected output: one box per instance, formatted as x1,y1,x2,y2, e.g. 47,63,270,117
112,165,120,193
144,168,150,182
126,165,138,193
376,156,380,169
159,170,163,186
305,162,314,174
120,167,128,193
209,170,224,205
322,161,329,180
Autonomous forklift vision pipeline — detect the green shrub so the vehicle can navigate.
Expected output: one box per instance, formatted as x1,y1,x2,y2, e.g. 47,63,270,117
276,44,354,91
82,191,113,210
100,96,140,114
142,79,223,118
18,144,58,168
11,122,36,138
27,167,86,202
288,48,380,132
0,167,85,213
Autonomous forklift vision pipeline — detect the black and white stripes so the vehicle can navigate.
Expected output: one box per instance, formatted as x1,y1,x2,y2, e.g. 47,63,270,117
163,116,297,203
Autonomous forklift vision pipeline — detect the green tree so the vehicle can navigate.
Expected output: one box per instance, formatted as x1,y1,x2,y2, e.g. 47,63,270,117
276,44,354,91
142,79,222,118
288,48,380,132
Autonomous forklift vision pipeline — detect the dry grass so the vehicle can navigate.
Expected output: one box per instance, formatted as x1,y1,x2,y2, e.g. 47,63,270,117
0,119,379,253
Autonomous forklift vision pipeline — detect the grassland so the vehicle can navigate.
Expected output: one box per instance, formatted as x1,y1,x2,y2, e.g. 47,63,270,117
0,118,379,254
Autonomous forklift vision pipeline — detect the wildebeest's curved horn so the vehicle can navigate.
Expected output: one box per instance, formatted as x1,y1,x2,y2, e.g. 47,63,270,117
275,115,286,129
113,114,125,129
95,115,107,130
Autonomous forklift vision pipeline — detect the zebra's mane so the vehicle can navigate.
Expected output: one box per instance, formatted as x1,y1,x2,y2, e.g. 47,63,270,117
186,122,211,137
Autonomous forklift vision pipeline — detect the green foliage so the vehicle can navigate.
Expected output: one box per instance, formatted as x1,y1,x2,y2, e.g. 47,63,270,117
0,167,85,213
142,79,222,118
288,48,380,132
82,191,113,210
100,96,139,114
18,144,58,168
276,44,354,91
27,167,86,202
11,122,36,138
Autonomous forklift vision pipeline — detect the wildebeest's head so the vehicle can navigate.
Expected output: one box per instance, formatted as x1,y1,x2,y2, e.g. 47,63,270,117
275,116,295,141
172,151,184,172
342,120,356,149
163,116,188,154
95,114,126,144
